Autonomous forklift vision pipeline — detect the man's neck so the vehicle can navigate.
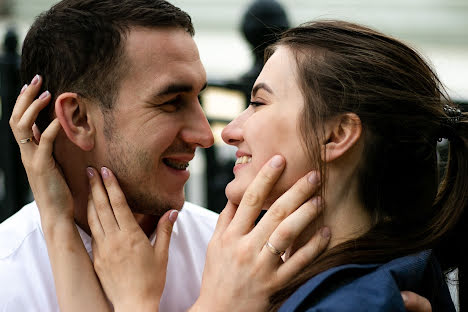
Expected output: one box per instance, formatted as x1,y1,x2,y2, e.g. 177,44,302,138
73,197,160,238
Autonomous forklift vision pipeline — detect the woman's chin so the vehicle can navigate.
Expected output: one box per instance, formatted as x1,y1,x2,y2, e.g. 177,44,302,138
225,180,245,206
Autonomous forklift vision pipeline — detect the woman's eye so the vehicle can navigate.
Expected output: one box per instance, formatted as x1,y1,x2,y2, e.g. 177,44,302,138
249,101,264,107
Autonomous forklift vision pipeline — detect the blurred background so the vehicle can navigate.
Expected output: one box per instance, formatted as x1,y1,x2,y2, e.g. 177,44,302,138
1,0,467,222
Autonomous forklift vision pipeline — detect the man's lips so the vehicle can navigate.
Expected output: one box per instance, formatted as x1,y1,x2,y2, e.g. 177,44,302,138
162,154,194,170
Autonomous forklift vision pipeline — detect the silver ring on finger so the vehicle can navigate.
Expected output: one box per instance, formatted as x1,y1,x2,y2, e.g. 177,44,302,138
19,137,34,144
265,241,285,257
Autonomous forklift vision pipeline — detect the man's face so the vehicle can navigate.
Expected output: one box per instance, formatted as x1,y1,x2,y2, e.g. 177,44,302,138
93,27,213,216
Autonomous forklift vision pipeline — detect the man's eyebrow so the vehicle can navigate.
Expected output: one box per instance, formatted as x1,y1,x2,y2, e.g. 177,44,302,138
251,82,274,97
156,83,193,97
154,82,208,98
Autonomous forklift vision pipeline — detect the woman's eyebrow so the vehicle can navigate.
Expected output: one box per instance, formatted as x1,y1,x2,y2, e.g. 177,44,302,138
251,82,274,97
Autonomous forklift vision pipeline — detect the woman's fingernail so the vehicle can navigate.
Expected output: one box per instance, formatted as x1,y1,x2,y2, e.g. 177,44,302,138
321,227,331,239
86,167,94,178
308,171,320,184
39,90,50,100
31,75,40,85
312,196,322,207
169,210,179,223
269,155,284,168
101,167,110,179
20,84,28,94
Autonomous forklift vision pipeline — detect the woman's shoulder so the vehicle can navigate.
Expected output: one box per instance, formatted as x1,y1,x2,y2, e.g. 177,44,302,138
279,251,455,312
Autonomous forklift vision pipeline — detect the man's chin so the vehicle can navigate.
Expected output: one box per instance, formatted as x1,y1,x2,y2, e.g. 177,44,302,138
126,194,184,216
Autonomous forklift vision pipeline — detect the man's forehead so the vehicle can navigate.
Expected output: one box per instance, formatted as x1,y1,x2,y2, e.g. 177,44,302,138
124,26,200,66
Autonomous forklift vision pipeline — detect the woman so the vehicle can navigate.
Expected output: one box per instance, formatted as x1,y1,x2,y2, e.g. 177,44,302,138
11,20,464,311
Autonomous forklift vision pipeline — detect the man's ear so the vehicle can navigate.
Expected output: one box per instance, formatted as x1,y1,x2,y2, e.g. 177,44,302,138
55,93,95,151
321,113,362,163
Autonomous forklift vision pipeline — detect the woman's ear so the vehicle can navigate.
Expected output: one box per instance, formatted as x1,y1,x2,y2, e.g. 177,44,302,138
321,113,362,162
55,93,95,151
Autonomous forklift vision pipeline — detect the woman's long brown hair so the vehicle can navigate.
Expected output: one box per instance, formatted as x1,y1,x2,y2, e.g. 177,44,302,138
266,21,468,311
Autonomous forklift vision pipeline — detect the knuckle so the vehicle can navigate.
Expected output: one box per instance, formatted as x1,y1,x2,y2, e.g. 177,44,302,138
114,195,128,208
235,244,254,265
93,257,103,272
268,205,288,222
296,182,313,198
260,170,276,185
293,252,309,268
242,190,261,207
160,224,174,236
302,202,320,220
15,120,28,132
275,226,294,241
8,116,16,127
41,131,53,142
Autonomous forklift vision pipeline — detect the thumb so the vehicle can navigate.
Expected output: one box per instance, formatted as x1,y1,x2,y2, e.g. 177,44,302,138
153,209,178,263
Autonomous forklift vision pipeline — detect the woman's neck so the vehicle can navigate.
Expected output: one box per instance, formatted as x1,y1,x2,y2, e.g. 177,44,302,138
286,168,371,259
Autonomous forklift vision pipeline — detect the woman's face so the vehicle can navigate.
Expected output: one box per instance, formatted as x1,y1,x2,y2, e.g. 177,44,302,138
222,47,315,207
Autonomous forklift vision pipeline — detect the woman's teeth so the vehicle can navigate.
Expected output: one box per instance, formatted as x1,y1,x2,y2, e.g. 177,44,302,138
235,156,252,165
163,159,189,170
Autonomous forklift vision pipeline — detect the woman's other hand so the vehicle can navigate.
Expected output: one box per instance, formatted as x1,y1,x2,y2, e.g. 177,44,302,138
10,76,111,312
402,291,432,312
192,155,331,311
9,76,73,231
87,167,177,312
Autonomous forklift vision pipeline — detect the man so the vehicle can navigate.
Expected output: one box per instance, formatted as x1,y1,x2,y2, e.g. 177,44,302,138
0,1,218,311
0,0,433,311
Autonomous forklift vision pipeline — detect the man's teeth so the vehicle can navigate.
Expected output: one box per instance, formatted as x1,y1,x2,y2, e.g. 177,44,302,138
164,159,189,170
235,156,252,165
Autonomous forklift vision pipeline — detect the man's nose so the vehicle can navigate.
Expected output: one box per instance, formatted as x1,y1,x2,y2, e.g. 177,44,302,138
181,103,214,148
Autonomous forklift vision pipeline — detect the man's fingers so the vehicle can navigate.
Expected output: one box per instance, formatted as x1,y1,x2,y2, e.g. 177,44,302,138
252,171,320,246
276,227,330,283
401,291,432,312
229,155,285,234
153,209,178,268
99,167,139,231
86,167,119,234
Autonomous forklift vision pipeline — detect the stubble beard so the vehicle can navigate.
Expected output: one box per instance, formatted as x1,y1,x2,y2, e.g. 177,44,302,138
104,130,180,217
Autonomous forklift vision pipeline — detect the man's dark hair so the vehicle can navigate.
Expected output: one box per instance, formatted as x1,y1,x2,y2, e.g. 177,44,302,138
21,0,194,131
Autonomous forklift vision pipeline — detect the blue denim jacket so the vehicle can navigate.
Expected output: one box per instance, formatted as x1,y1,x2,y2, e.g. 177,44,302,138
279,250,455,312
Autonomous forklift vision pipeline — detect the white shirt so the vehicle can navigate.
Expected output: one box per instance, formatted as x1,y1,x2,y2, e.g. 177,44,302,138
0,201,218,312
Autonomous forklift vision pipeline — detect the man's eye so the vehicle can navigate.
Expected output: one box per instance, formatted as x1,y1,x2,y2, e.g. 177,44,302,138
249,101,264,107
161,97,181,112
